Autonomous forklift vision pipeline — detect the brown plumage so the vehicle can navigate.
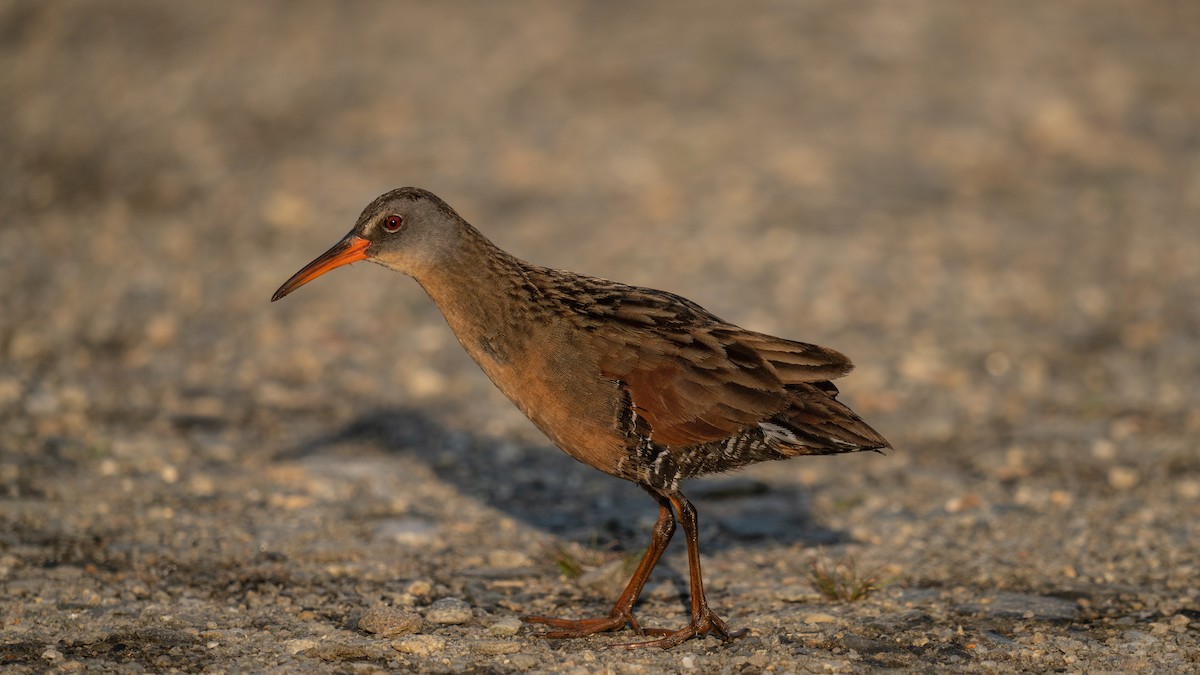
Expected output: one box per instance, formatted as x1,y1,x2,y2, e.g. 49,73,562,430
272,187,890,648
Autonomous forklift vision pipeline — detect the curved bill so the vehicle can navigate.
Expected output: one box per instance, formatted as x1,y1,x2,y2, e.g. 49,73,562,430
271,234,370,301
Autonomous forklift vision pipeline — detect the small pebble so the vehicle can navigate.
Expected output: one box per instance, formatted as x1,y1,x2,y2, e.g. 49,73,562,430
804,612,837,624
406,579,434,597
487,616,523,637
285,638,318,654
471,640,522,655
425,597,473,625
307,641,370,661
360,605,422,637
375,517,440,545
392,634,445,656
509,653,538,670
1108,466,1140,491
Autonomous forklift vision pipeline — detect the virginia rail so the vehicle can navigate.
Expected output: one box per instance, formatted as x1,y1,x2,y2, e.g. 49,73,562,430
272,188,890,648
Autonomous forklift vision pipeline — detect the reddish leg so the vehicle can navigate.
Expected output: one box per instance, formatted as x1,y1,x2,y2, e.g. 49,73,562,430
522,493,677,638
613,492,747,649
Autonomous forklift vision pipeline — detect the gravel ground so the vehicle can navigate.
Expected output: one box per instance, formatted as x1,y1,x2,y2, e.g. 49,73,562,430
3,1,1199,672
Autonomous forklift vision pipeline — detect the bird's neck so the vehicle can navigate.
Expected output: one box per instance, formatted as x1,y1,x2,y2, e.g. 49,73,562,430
409,224,539,369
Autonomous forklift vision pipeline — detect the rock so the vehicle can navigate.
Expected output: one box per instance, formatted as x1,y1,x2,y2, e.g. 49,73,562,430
804,612,838,624
375,517,440,545
405,579,434,597
980,631,1016,646
359,605,422,637
509,653,539,670
487,616,523,637
392,634,446,656
1108,466,1140,491
285,639,318,654
306,641,371,661
425,597,473,625
471,640,523,655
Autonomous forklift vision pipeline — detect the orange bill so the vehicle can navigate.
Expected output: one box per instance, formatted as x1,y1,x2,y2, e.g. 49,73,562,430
271,234,370,301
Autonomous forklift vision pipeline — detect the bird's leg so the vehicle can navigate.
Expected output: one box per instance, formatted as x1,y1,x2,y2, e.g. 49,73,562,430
614,492,748,649
523,493,677,638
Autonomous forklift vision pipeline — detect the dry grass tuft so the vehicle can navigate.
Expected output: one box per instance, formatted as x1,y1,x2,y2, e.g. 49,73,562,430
806,551,885,603
547,539,619,579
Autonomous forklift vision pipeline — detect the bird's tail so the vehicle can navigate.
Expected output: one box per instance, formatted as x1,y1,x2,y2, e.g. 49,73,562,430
759,383,891,456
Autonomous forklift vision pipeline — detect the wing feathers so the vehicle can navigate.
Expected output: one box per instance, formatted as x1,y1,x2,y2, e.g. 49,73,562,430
561,275,878,451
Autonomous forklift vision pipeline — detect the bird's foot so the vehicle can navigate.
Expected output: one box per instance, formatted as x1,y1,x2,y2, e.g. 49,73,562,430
611,608,747,649
522,609,666,639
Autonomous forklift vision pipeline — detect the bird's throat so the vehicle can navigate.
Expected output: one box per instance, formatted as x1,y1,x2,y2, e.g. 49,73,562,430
410,231,538,373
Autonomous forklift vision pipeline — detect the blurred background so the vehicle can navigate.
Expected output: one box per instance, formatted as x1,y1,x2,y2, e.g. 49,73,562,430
2,1,1198,670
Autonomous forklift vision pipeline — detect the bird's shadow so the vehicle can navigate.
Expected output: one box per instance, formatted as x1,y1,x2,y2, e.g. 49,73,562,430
278,406,847,556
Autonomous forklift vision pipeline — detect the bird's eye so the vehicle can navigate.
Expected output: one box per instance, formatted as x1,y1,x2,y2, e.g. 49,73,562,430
383,215,404,232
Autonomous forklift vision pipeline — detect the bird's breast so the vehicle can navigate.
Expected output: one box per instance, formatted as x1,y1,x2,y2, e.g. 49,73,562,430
416,259,632,478
463,325,629,477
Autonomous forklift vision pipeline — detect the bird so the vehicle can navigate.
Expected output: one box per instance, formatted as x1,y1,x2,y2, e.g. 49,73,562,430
271,187,891,649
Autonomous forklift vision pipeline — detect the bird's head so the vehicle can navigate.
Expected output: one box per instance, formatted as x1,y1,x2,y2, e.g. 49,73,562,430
271,187,466,301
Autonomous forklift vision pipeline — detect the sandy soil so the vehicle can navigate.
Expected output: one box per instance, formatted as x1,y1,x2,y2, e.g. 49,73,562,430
2,1,1198,672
